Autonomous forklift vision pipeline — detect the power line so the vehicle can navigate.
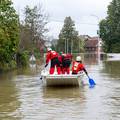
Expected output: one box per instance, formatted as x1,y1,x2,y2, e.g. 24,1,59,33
49,19,98,26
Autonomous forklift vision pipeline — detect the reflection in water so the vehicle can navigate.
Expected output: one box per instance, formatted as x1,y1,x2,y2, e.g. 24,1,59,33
84,53,99,65
41,87,88,120
107,86,120,119
0,54,120,120
0,71,21,120
102,61,120,78
43,87,85,99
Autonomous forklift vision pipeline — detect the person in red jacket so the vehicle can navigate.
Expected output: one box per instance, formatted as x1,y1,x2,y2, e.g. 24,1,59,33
62,53,72,74
72,56,88,75
58,52,63,74
45,48,61,74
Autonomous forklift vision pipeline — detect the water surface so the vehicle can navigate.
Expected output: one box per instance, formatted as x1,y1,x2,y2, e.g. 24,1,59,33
0,54,120,120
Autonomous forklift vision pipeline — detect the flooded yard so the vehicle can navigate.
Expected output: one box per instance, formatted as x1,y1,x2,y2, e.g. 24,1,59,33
0,54,120,120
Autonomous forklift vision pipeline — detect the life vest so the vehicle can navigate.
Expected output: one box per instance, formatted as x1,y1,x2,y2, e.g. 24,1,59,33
72,61,84,73
62,53,72,61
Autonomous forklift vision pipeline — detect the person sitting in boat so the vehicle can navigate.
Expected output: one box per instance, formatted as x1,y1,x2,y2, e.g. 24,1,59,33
58,51,63,74
72,56,88,75
61,52,72,74
45,48,61,74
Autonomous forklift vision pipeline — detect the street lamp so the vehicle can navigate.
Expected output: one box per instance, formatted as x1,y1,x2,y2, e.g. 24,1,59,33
90,14,101,53
90,14,101,63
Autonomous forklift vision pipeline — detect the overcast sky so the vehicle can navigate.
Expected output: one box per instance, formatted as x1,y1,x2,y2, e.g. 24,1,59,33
12,0,112,38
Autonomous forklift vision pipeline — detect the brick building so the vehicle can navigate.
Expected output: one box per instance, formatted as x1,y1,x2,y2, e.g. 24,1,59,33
84,36,102,53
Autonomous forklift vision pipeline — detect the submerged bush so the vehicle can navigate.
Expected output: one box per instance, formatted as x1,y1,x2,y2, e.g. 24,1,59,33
16,51,29,67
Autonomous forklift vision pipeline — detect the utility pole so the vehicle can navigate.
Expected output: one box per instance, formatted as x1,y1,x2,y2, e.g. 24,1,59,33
90,14,101,63
65,38,66,53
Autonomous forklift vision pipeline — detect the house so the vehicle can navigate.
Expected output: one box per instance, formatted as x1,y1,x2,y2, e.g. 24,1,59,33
80,35,91,40
84,36,102,53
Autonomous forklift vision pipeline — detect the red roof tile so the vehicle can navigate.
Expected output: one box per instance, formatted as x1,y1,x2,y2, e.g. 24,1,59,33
85,39,98,47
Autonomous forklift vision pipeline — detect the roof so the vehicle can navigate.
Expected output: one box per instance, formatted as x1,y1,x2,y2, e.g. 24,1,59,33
80,35,91,40
85,39,98,48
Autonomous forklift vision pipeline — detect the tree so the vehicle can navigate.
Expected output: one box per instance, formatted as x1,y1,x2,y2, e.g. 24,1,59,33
19,5,48,53
99,0,120,53
0,0,19,70
99,19,111,52
57,16,79,53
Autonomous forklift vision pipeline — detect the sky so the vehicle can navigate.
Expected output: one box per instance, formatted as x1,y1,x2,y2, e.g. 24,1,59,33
12,0,112,38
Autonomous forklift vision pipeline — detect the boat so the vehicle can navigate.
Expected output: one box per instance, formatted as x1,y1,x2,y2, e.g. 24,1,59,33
40,69,84,87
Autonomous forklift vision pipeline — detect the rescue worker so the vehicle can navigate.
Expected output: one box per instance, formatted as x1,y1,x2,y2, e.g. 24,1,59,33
58,52,63,74
45,48,61,74
62,53,72,74
72,56,88,75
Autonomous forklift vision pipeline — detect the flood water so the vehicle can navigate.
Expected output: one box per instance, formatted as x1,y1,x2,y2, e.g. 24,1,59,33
0,54,120,120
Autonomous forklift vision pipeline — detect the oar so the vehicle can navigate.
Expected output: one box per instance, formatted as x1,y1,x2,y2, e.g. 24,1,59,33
87,75,96,86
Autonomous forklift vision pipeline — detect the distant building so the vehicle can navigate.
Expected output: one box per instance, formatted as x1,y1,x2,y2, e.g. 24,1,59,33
80,35,91,40
84,36,102,53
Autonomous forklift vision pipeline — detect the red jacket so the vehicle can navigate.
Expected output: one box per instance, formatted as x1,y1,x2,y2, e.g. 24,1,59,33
72,61,84,73
58,55,62,64
46,50,58,64
62,53,72,61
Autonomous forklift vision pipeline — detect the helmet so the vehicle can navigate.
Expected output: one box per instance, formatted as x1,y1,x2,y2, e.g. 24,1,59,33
60,51,63,55
76,56,81,61
47,47,52,51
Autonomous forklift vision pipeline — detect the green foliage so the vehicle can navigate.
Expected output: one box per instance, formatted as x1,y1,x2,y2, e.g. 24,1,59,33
19,5,48,51
99,0,120,53
16,51,29,67
111,42,120,53
19,24,33,51
56,16,80,53
0,60,16,72
19,5,48,61
0,0,19,71
34,48,40,59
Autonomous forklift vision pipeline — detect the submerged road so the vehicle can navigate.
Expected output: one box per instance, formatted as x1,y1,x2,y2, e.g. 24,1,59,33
0,54,120,120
